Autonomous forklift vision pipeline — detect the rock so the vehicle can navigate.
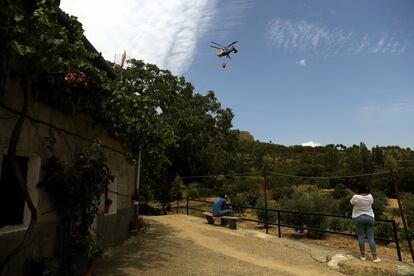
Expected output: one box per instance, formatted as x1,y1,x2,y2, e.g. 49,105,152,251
397,264,414,276
339,259,400,276
311,250,330,263
327,254,354,270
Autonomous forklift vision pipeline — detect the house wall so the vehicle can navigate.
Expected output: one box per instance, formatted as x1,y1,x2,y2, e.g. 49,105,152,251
0,58,136,275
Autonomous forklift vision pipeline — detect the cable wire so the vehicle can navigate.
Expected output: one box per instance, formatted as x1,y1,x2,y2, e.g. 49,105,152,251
265,170,390,179
179,170,394,180
179,171,260,179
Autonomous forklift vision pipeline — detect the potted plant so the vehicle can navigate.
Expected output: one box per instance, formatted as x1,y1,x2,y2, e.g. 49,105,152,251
104,198,112,214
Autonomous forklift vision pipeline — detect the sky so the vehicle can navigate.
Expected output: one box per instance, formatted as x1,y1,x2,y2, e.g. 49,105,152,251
60,0,414,149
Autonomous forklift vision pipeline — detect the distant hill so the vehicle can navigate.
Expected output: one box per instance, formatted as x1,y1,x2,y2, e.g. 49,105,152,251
239,130,254,141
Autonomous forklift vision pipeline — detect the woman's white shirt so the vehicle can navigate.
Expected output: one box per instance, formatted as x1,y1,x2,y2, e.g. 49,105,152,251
350,194,375,218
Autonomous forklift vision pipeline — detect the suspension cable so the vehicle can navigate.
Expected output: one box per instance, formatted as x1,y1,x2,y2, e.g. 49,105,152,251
265,170,390,179
179,171,260,179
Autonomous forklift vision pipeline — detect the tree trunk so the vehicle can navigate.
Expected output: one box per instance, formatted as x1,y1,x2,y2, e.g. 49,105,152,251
0,79,38,275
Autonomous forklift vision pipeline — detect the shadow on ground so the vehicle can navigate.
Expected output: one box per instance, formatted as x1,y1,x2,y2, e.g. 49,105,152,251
92,219,182,276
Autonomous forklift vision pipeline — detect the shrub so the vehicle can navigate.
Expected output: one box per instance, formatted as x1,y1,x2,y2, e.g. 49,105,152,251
332,183,348,199
280,191,333,239
225,178,238,193
328,217,344,232
232,176,262,194
328,217,354,233
371,189,388,218
230,194,248,215
371,174,392,196
267,175,290,190
315,178,331,189
245,191,260,207
186,183,200,199
271,187,294,201
198,187,213,197
254,197,278,225
335,196,352,216
375,221,395,245
170,177,183,200
401,193,414,240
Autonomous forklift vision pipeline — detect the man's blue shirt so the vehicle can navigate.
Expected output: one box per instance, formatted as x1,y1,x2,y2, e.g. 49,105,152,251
212,197,226,215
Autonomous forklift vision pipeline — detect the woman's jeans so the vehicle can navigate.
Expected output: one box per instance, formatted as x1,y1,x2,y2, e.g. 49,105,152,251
355,214,376,255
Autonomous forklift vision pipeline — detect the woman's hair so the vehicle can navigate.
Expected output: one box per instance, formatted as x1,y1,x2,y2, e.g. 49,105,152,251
357,185,370,194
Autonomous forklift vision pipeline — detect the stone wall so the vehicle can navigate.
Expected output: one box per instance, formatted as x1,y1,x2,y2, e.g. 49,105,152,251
0,58,136,275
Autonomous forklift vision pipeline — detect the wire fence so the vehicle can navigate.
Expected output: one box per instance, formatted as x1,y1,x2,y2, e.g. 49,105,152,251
175,197,402,261
177,169,413,263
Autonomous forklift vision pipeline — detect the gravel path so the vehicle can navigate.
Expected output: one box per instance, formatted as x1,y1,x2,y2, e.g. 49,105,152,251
92,214,343,276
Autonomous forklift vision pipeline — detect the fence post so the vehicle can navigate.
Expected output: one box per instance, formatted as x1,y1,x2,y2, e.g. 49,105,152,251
277,210,281,238
392,220,402,261
391,169,414,263
176,199,179,214
186,197,189,216
264,171,269,234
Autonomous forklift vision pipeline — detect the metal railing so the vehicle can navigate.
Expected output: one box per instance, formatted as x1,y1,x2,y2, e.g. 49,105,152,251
175,197,402,261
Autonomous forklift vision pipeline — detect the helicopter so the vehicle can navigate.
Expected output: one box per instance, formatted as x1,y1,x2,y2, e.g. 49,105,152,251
209,41,238,59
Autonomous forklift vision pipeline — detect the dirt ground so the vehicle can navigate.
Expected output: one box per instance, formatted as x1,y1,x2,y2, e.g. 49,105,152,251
92,214,344,276
239,220,412,262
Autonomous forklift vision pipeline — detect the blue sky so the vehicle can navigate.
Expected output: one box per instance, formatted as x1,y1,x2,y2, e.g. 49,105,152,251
61,0,414,148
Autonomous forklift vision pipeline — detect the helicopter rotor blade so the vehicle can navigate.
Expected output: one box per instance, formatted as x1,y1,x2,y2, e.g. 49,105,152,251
210,41,225,47
209,45,222,50
226,41,238,48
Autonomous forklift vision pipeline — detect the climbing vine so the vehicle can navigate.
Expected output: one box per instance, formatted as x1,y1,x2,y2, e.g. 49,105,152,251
39,140,113,274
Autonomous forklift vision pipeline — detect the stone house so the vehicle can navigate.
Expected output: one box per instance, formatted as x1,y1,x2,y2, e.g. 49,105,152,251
0,49,136,275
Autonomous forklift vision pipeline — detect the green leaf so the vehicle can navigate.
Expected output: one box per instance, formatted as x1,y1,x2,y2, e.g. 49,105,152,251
11,40,36,56
13,14,24,22
49,38,65,46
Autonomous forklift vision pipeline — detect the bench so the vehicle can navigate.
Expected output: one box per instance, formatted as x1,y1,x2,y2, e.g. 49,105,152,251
202,211,240,229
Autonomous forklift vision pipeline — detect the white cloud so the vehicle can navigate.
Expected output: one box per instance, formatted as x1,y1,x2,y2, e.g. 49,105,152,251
210,0,252,39
267,19,411,57
296,59,306,66
301,141,322,147
60,0,220,74
358,99,414,122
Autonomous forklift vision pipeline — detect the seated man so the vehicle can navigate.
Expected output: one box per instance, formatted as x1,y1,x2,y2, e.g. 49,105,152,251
212,194,233,217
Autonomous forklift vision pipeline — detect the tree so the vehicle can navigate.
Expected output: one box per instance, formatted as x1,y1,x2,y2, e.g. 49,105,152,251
344,145,361,173
360,142,374,173
116,60,238,202
372,146,384,168
170,177,184,201
280,191,332,239
323,145,340,172
239,131,254,141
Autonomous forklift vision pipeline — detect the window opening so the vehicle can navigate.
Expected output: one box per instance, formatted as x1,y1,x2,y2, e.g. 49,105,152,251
0,155,29,228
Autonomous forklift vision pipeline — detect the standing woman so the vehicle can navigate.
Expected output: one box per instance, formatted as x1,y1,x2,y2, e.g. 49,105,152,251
350,186,381,262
